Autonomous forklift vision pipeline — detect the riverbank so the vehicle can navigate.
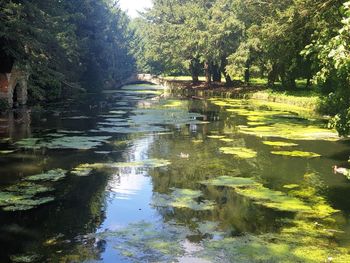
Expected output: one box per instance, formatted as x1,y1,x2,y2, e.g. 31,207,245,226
153,76,320,112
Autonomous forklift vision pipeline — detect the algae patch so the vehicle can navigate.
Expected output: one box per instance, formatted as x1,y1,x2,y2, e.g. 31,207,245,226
25,169,67,182
94,221,189,262
271,151,321,158
220,147,257,159
263,141,298,147
152,188,215,211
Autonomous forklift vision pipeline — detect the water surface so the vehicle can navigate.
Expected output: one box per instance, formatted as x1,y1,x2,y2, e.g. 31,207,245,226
1,84,350,262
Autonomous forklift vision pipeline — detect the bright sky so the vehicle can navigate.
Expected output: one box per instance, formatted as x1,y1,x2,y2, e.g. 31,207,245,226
119,0,153,18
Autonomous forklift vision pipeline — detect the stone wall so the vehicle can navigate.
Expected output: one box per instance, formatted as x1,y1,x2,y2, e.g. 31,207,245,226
0,67,28,108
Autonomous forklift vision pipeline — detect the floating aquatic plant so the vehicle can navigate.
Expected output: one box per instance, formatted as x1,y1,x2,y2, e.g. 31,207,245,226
271,151,321,158
94,221,188,262
202,176,312,213
152,188,215,211
207,135,226,139
25,169,67,182
10,253,41,263
239,123,338,141
15,136,111,150
219,138,235,142
74,158,171,173
71,167,93,177
201,176,259,188
0,190,55,212
263,141,298,147
0,150,15,154
220,147,257,159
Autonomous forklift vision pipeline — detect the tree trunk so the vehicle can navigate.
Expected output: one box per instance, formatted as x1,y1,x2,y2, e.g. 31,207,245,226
212,63,221,82
244,63,250,85
268,64,278,87
190,58,200,84
204,61,211,85
220,56,233,86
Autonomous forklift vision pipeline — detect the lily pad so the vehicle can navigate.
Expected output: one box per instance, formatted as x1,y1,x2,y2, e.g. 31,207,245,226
220,147,257,159
271,151,321,158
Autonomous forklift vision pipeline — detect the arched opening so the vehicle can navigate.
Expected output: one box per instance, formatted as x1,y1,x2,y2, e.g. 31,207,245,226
12,83,20,108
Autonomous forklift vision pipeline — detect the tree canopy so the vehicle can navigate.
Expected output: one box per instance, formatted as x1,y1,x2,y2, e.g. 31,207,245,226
133,0,350,135
0,0,135,101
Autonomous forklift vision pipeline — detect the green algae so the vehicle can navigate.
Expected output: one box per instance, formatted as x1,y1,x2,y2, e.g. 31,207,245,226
283,184,300,189
5,182,54,195
207,135,226,139
95,221,188,262
75,158,171,172
271,151,321,158
15,136,111,150
219,138,235,142
263,141,298,147
220,147,257,159
235,186,312,213
201,176,259,188
152,188,215,211
0,150,16,154
2,197,54,211
71,167,93,177
113,159,171,168
202,176,317,213
0,189,55,212
10,254,41,263
162,100,185,108
25,169,67,182
239,123,338,141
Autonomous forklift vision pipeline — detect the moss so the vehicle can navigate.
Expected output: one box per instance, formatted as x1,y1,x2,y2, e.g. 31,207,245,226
271,151,321,158
220,147,257,159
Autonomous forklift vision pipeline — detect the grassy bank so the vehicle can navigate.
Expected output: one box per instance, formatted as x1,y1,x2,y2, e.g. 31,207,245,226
161,75,321,112
248,89,320,111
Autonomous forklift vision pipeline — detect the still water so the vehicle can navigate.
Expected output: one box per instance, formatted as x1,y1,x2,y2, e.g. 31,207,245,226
1,84,350,262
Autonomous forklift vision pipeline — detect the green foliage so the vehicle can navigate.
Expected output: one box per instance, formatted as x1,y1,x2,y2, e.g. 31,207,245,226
0,0,135,102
